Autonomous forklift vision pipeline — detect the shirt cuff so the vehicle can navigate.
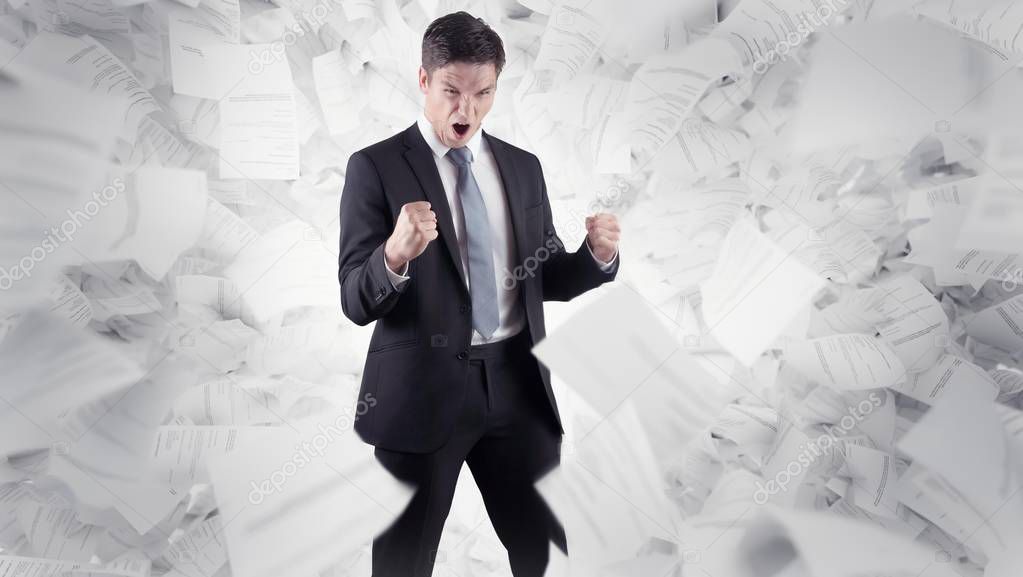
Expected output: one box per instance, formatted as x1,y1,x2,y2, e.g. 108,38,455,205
586,238,618,272
384,253,411,289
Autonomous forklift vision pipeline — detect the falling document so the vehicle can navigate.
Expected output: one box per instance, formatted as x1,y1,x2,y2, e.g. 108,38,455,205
701,218,827,366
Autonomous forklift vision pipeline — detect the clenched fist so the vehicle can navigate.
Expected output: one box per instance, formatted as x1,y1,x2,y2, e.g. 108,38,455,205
385,201,438,271
585,212,620,263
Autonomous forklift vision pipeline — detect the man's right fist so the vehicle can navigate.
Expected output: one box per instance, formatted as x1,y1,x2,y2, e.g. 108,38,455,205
384,201,438,271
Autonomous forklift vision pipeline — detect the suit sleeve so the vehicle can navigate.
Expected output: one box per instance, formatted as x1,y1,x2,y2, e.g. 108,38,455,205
338,151,411,326
536,155,620,302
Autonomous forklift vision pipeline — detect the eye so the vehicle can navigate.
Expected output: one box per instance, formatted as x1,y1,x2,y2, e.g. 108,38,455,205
445,89,456,94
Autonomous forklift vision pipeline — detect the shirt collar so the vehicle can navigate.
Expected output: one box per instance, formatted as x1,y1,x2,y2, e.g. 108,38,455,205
417,110,484,163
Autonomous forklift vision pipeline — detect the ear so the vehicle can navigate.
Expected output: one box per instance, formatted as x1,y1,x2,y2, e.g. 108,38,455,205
418,66,429,94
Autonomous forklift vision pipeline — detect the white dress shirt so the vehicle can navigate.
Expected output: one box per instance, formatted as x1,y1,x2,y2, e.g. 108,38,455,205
384,112,618,344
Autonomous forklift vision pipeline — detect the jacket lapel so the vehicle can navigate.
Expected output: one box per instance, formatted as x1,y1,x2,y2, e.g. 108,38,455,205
402,122,467,293
483,129,528,271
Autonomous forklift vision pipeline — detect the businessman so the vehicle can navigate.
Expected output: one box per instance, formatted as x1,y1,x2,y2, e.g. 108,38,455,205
338,11,621,577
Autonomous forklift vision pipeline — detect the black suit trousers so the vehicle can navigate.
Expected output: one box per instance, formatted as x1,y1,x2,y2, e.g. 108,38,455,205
371,327,566,577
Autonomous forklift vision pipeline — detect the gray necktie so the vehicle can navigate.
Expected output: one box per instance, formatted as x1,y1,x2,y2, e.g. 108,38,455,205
446,146,500,339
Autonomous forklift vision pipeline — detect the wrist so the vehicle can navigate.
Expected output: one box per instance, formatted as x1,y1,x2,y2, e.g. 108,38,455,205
384,240,407,272
586,236,610,261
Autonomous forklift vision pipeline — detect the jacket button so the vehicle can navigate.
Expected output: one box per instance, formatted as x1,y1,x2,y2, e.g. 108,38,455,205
456,350,468,360
546,228,554,236
459,303,469,313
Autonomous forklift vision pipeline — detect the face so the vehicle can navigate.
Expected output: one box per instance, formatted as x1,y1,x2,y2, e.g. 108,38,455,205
419,61,497,147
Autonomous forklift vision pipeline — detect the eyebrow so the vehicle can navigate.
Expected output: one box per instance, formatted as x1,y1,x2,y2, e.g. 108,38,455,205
442,82,494,92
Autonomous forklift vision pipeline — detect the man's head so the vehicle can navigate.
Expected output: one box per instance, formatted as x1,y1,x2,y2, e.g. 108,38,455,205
419,11,505,148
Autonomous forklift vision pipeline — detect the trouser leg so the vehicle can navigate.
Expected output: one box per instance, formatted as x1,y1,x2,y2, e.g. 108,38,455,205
371,361,489,577
466,349,566,577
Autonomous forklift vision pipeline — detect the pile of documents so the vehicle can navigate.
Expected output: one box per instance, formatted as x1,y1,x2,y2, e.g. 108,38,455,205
529,1,1023,577
1,0,1023,575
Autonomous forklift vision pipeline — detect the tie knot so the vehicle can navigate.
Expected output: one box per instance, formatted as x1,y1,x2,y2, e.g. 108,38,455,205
446,146,473,166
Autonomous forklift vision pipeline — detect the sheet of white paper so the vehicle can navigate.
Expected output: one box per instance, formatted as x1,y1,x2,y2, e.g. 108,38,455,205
219,87,300,180
626,37,743,165
531,283,680,421
786,333,907,390
916,0,1023,59
955,175,1023,254
44,454,186,535
16,502,103,561
79,166,208,280
157,516,226,577
713,0,850,68
167,0,242,99
738,506,956,577
12,33,157,142
147,426,275,487
222,221,337,323
965,293,1023,354
117,116,206,171
893,354,999,405
0,555,109,577
701,218,826,366
196,198,260,262
0,309,143,457
904,178,978,221
897,385,1023,555
313,49,361,135
872,275,949,373
533,0,613,84
841,443,902,519
656,119,751,182
171,380,279,427
205,419,412,577
47,276,93,328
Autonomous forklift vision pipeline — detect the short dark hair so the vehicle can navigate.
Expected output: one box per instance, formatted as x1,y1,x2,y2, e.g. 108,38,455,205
422,11,506,81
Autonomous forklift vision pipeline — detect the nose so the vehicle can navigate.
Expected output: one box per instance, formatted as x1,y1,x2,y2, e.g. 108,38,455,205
457,94,472,120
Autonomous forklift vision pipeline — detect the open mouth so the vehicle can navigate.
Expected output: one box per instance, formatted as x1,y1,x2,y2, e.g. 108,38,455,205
453,123,469,137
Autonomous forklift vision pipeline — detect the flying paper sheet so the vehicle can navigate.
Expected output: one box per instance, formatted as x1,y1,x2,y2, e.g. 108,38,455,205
786,333,907,390
626,37,743,165
965,293,1023,354
76,167,209,281
205,418,413,577
738,506,961,577
898,384,1023,558
10,33,158,141
531,283,681,422
0,309,143,457
701,218,827,366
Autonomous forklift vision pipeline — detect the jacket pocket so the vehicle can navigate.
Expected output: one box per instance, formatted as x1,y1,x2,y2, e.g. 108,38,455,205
368,338,418,354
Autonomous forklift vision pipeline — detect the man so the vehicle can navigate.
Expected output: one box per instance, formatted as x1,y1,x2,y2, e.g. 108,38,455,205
338,11,621,577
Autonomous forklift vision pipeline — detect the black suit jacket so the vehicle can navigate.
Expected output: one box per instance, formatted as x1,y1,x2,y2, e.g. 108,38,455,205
338,121,620,453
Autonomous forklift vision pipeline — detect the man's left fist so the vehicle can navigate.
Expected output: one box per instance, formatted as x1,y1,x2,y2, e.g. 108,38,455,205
585,212,620,263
